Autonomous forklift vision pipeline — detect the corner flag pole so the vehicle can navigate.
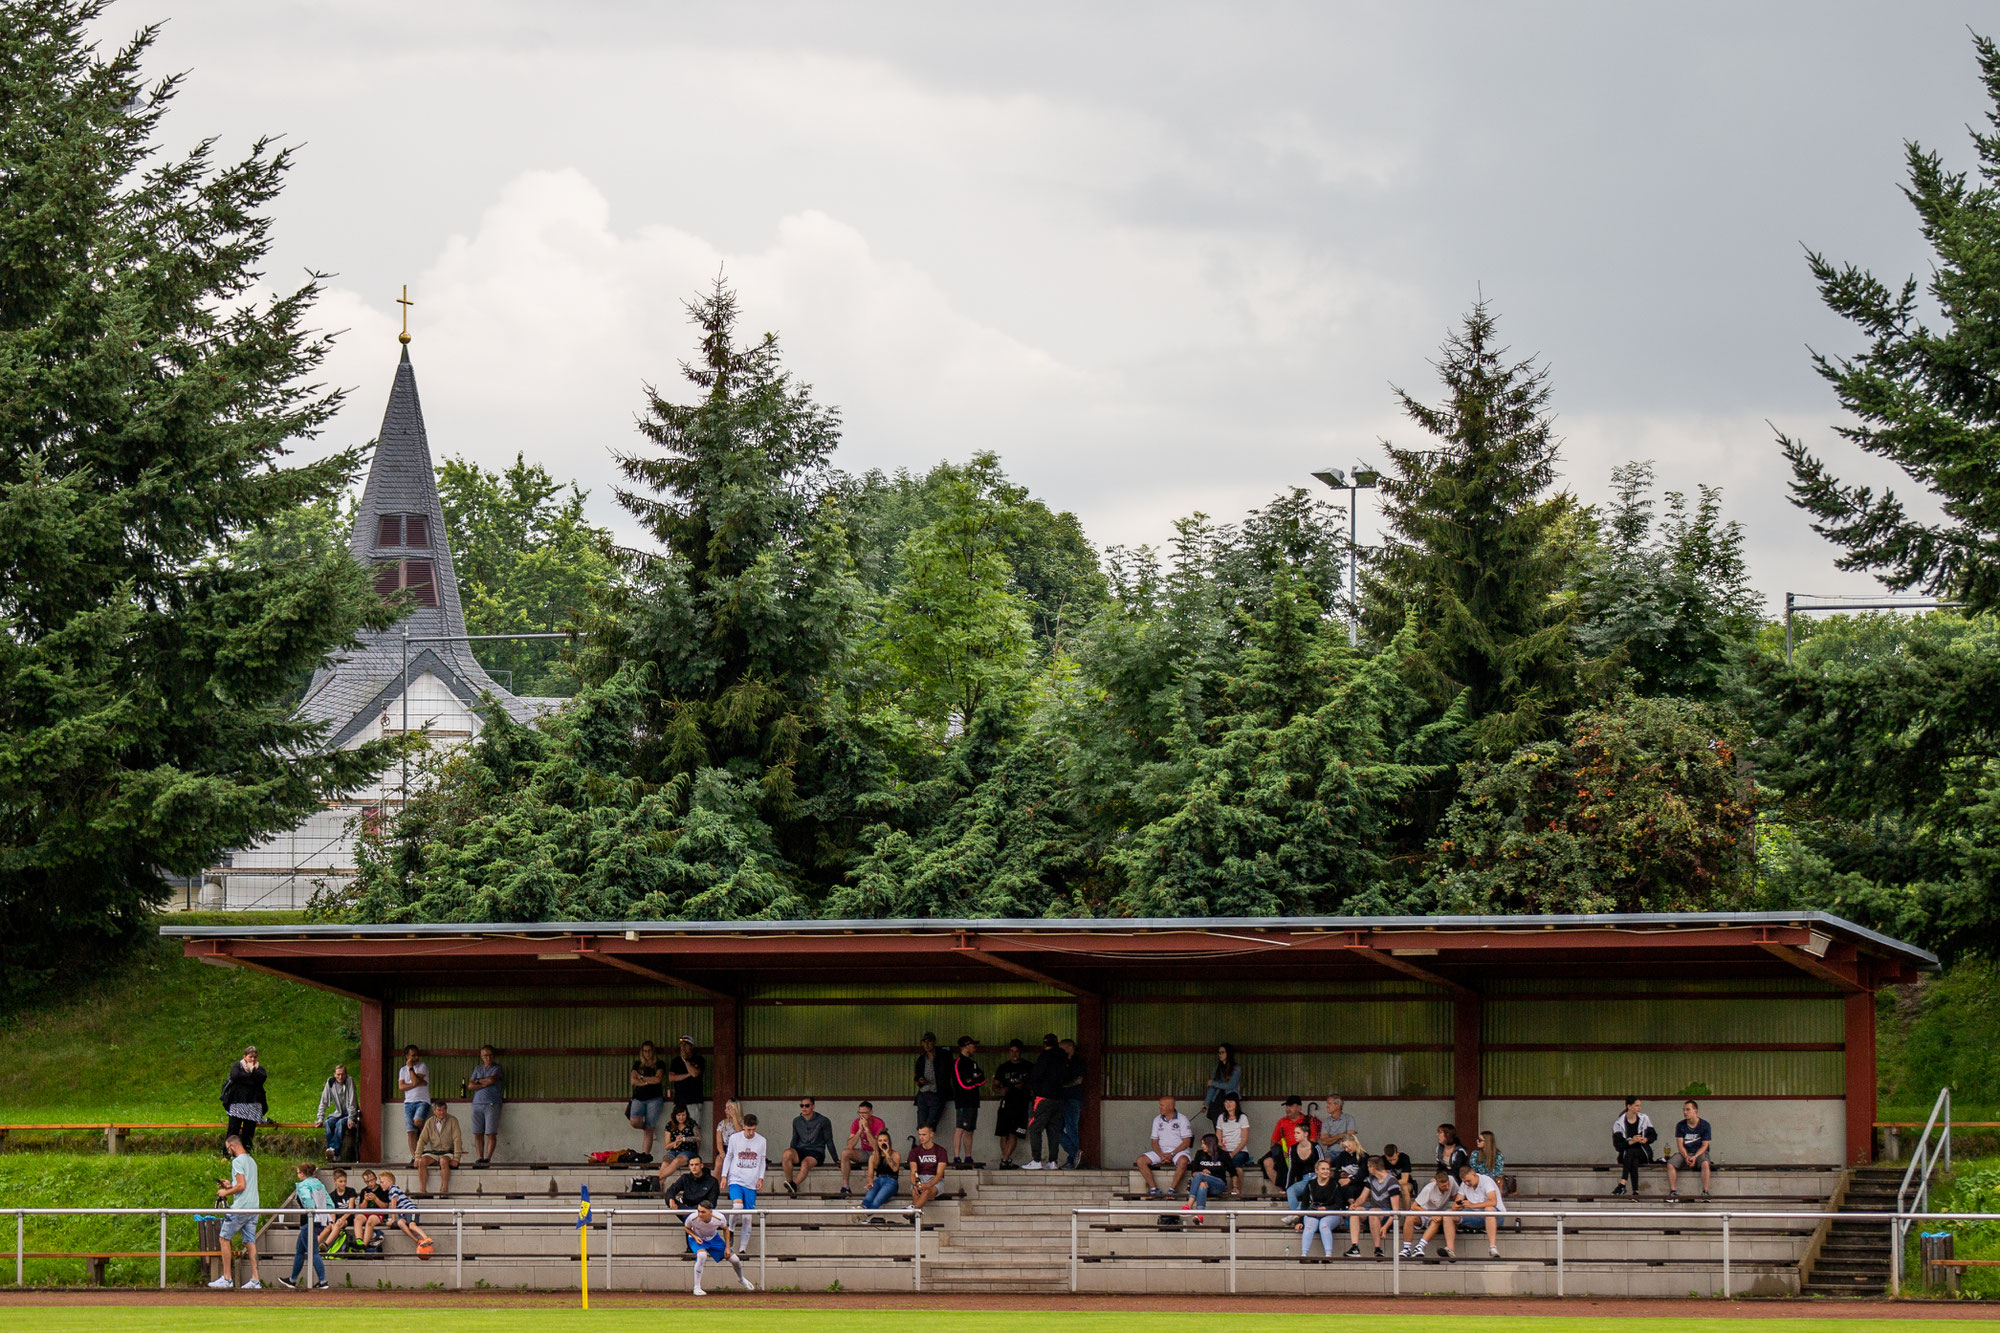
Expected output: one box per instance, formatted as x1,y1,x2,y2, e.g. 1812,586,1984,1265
577,1184,592,1309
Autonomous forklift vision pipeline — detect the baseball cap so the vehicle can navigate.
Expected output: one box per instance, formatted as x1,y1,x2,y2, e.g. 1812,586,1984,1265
1284,1095,1303,1107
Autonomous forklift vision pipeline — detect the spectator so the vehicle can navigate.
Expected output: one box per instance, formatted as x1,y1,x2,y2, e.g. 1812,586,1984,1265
397,1045,431,1165
1182,1132,1232,1223
628,1041,668,1158
684,1199,754,1296
353,1170,388,1252
861,1131,902,1216
1401,1167,1456,1261
1263,1096,1320,1188
1203,1044,1241,1123
908,1124,949,1216
1434,1123,1469,1178
1135,1094,1194,1197
1473,1129,1504,1180
1317,1092,1356,1154
276,1162,333,1290
220,1046,269,1153
1382,1141,1415,1207
315,1063,358,1163
1328,1131,1366,1186
781,1096,834,1196
1214,1093,1252,1195
947,1036,987,1167
1611,1096,1656,1197
1276,1120,1321,1215
320,1168,359,1255
839,1100,889,1196
1296,1158,1347,1260
1350,1154,1402,1259
378,1172,435,1257
1024,1034,1066,1171
713,1098,746,1161
207,1132,262,1289
658,1105,701,1184
1665,1099,1713,1202
414,1098,463,1196
667,1035,704,1119
993,1039,1034,1168
721,1112,768,1247
913,1032,945,1133
466,1046,503,1165
665,1155,720,1213
1449,1160,1504,1259
1058,1037,1085,1169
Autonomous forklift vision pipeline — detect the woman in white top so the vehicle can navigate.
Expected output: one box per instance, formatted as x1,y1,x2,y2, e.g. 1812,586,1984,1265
713,1098,746,1162
1213,1094,1251,1196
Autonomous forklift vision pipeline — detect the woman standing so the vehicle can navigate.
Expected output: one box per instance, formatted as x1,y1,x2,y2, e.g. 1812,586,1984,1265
221,1046,269,1150
713,1098,746,1161
1203,1044,1241,1124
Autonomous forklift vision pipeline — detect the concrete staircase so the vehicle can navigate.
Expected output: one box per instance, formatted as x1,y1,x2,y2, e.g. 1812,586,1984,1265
1800,1164,1900,1297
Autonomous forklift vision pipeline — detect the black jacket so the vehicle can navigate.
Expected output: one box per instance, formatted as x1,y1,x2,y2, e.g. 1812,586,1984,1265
948,1052,985,1105
220,1061,268,1115
913,1050,941,1095
1300,1176,1349,1211
1030,1047,1068,1099
666,1171,720,1211
1277,1143,1320,1188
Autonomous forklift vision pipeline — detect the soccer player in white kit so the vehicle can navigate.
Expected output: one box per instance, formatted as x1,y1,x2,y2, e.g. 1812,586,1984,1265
721,1112,769,1248
684,1201,754,1295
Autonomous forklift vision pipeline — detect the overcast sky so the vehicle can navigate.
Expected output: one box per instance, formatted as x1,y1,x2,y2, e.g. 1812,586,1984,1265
115,1,1994,611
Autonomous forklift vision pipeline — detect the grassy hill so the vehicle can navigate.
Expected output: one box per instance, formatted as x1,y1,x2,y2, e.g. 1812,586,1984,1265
0,914,358,1128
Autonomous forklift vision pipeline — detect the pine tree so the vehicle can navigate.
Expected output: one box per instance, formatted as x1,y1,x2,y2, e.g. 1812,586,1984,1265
0,4,393,993
1777,33,2000,613
1362,302,1582,757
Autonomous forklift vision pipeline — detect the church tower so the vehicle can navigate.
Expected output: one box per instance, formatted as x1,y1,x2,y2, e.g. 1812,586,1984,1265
200,323,545,907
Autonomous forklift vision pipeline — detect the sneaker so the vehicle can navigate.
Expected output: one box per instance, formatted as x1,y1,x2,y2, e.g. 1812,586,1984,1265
1612,1183,1627,1196
740,1277,755,1291
209,1276,235,1290
312,1282,329,1290
1022,1161,1043,1171
1146,1187,1162,1197
692,1286,707,1297
1191,1215,1204,1226
1399,1242,1413,1259
323,1149,334,1161
1442,1248,1456,1263
784,1180,798,1197
1489,1245,1501,1258
1062,1156,1079,1170
1667,1190,1679,1203
1413,1239,1428,1258
275,1276,297,1290
1282,1213,1299,1225
1373,1246,1384,1261
838,1185,851,1197
242,1279,262,1290
1701,1189,1711,1200
1345,1244,1361,1258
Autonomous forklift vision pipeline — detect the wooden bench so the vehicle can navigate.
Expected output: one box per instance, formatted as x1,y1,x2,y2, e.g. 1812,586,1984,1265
10,1251,222,1285
0,1123,317,1154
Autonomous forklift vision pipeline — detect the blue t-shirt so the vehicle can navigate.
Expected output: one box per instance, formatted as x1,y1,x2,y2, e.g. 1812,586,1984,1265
1672,1118,1712,1155
470,1063,503,1105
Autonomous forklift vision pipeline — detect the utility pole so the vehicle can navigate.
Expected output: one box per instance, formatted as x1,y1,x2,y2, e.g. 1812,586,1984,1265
1312,465,1381,647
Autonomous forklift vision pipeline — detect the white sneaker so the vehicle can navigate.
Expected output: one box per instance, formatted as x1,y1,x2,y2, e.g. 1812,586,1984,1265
1022,1161,1043,1171
740,1277,755,1291
692,1286,707,1297
242,1279,262,1289
208,1275,234,1289
1489,1246,1500,1258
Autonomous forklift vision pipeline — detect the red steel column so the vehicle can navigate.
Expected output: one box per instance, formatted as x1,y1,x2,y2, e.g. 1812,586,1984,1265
711,994,739,1125
1845,991,1878,1165
1079,994,1104,1168
1453,993,1482,1141
358,997,387,1162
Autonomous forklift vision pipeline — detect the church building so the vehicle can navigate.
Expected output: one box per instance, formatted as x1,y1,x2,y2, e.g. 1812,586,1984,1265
198,332,560,908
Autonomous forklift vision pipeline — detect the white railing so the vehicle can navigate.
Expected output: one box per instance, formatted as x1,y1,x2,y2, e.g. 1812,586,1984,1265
1890,1086,1953,1292
1069,1206,2000,1296
6,1205,923,1292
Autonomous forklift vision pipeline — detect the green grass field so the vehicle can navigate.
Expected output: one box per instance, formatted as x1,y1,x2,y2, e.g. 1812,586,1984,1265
2,1313,1997,1332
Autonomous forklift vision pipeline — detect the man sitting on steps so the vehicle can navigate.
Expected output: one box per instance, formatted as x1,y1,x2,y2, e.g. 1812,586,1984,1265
1135,1094,1193,1198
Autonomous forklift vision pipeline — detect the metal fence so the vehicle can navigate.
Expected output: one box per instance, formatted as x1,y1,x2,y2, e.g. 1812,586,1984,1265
1067,1206,2000,1296
6,1205,924,1292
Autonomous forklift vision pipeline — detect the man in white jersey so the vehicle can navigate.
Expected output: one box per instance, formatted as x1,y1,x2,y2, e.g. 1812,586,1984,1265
1447,1161,1504,1259
1134,1095,1194,1197
721,1112,769,1247
1401,1167,1457,1261
683,1201,754,1296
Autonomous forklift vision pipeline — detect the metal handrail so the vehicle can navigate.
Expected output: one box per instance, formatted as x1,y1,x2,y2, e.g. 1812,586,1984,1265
7,1204,923,1292
1891,1086,1953,1291
1069,1204,2000,1297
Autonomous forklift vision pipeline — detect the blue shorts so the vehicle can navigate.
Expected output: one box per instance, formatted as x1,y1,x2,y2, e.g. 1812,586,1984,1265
728,1184,757,1209
403,1101,430,1130
219,1214,257,1243
687,1234,727,1259
628,1097,665,1128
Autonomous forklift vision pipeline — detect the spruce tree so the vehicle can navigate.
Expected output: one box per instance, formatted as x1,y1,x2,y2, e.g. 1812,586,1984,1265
1362,302,1582,757
1778,33,2000,613
0,4,392,993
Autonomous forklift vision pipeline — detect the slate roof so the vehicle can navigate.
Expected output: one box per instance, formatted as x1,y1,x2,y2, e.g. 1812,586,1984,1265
297,345,538,744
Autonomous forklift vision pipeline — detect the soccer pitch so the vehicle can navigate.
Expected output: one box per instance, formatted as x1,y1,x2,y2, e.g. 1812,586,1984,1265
4,1313,1998,1333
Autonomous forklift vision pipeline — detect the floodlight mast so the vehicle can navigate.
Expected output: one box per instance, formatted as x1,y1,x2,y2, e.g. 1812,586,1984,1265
1313,466,1380,647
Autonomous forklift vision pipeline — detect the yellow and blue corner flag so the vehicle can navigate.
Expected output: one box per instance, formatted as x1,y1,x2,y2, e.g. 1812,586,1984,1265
577,1183,592,1228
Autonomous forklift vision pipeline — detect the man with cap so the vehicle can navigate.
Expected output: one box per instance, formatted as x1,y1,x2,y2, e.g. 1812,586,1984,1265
1262,1095,1320,1188
1023,1034,1067,1170
912,1033,945,1133
667,1035,704,1118
992,1039,1034,1168
947,1036,987,1166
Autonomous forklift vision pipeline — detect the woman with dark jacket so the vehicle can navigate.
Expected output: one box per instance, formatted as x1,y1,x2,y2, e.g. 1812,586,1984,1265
1611,1097,1657,1196
221,1045,270,1150
1203,1044,1241,1123
1277,1121,1321,1213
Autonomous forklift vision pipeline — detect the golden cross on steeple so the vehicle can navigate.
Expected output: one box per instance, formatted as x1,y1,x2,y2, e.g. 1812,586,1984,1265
397,284,414,345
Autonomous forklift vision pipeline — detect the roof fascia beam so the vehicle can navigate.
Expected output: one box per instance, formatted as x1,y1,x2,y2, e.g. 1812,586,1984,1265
951,939,1094,998
573,941,728,1000
199,942,376,1004
1341,944,1473,998
1756,941,1865,993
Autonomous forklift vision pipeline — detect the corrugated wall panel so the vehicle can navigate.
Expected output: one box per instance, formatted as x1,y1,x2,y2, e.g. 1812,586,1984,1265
1109,1000,1451,1046
743,1053,930,1100
1484,999,1842,1045
1109,978,1441,997
396,1004,712,1052
746,981,1059,1000
398,984,699,1003
745,1001,1075,1047
1105,1051,1451,1099
1484,977,1836,994
1482,1049,1843,1097
434,1054,642,1102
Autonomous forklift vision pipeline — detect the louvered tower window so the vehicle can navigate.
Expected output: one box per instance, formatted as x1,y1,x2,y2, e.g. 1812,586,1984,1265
373,558,439,607
376,513,431,547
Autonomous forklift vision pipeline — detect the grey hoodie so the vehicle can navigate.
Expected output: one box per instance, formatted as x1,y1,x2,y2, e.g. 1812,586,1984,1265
316,1074,358,1123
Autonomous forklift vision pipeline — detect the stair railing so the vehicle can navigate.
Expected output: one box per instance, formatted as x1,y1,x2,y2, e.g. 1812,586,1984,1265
1889,1085,1951,1292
